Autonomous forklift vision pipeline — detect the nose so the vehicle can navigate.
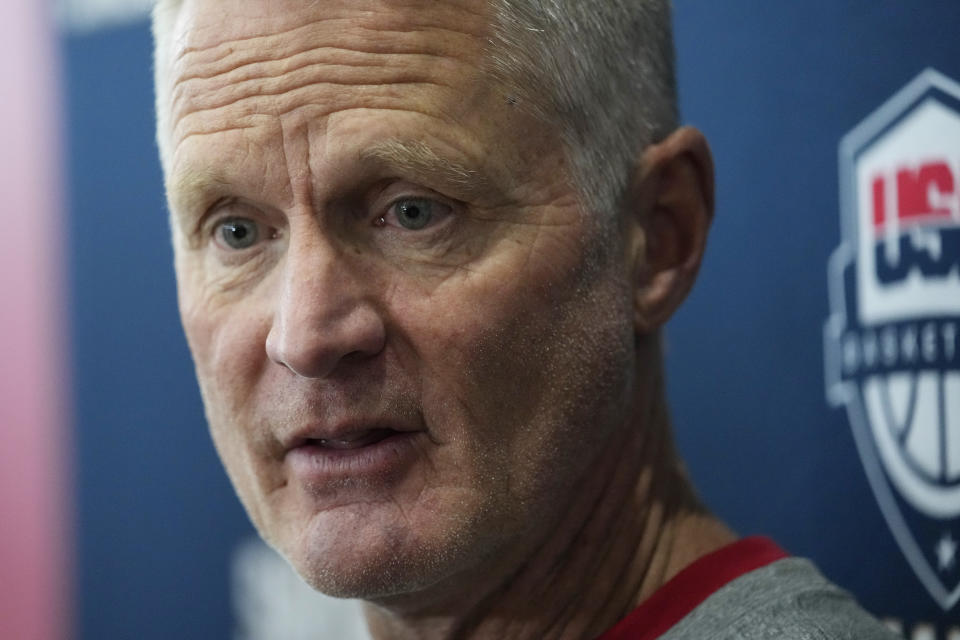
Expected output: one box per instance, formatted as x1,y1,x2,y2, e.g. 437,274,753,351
265,232,386,378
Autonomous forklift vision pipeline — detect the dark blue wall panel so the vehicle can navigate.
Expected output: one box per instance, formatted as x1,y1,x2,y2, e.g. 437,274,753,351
65,23,253,640
670,1,960,631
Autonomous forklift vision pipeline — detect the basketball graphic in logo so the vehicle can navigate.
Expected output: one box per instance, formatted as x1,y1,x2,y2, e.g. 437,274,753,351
825,69,960,610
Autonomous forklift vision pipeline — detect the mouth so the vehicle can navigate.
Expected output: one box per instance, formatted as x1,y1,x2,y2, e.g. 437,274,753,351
299,428,401,451
284,425,422,483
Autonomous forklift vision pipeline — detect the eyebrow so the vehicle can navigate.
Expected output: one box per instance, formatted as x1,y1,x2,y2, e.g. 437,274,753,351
166,167,232,233
358,139,495,203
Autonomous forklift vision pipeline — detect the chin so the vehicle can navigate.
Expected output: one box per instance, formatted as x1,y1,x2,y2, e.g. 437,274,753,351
266,502,497,602
285,532,475,602
292,546,450,601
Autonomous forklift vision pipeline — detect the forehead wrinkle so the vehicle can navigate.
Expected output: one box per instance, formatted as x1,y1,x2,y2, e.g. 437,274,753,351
168,47,474,155
171,0,491,65
173,45,460,101
167,12,489,114
175,120,260,149
164,3,491,126
170,31,475,112
173,19,484,76
172,72,453,139
170,87,462,171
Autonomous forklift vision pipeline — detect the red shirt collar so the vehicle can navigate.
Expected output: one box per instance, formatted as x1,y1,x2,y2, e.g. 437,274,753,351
596,537,789,640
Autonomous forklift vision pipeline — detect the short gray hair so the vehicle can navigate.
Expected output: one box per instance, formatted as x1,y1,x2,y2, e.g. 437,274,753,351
488,0,677,218
152,0,676,217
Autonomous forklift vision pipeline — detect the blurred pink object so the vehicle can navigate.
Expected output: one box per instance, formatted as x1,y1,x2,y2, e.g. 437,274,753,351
0,1,71,639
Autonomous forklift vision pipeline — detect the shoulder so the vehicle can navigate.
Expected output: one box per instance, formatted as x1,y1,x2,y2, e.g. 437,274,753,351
662,558,901,640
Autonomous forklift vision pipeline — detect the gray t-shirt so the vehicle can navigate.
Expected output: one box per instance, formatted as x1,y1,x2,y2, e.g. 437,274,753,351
661,558,901,639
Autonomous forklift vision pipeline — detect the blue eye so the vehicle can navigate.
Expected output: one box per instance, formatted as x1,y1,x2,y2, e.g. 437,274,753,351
390,199,437,230
218,218,259,249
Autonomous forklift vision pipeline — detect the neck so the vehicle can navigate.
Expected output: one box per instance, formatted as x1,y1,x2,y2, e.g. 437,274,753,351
362,342,735,640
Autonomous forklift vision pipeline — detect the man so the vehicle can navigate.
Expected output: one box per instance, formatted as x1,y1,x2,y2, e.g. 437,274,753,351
152,0,897,637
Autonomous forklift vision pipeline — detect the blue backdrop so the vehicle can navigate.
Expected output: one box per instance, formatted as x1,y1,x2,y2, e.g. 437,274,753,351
65,2,960,637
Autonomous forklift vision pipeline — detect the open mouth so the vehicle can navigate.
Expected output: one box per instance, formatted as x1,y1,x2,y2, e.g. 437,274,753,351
286,426,420,480
302,428,401,451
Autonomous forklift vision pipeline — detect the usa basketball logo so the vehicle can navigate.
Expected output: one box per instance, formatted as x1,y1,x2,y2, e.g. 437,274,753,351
825,69,960,610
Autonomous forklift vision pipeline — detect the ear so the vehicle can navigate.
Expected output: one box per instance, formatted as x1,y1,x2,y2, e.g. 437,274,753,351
625,126,715,334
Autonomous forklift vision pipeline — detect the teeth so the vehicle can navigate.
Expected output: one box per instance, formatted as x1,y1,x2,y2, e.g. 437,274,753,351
314,429,394,450
317,438,364,450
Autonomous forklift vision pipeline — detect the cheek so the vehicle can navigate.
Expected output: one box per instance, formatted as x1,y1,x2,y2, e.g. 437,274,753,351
178,260,272,401
178,273,276,485
396,233,634,472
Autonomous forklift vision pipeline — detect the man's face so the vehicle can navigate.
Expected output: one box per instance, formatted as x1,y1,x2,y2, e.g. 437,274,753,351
162,0,638,600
